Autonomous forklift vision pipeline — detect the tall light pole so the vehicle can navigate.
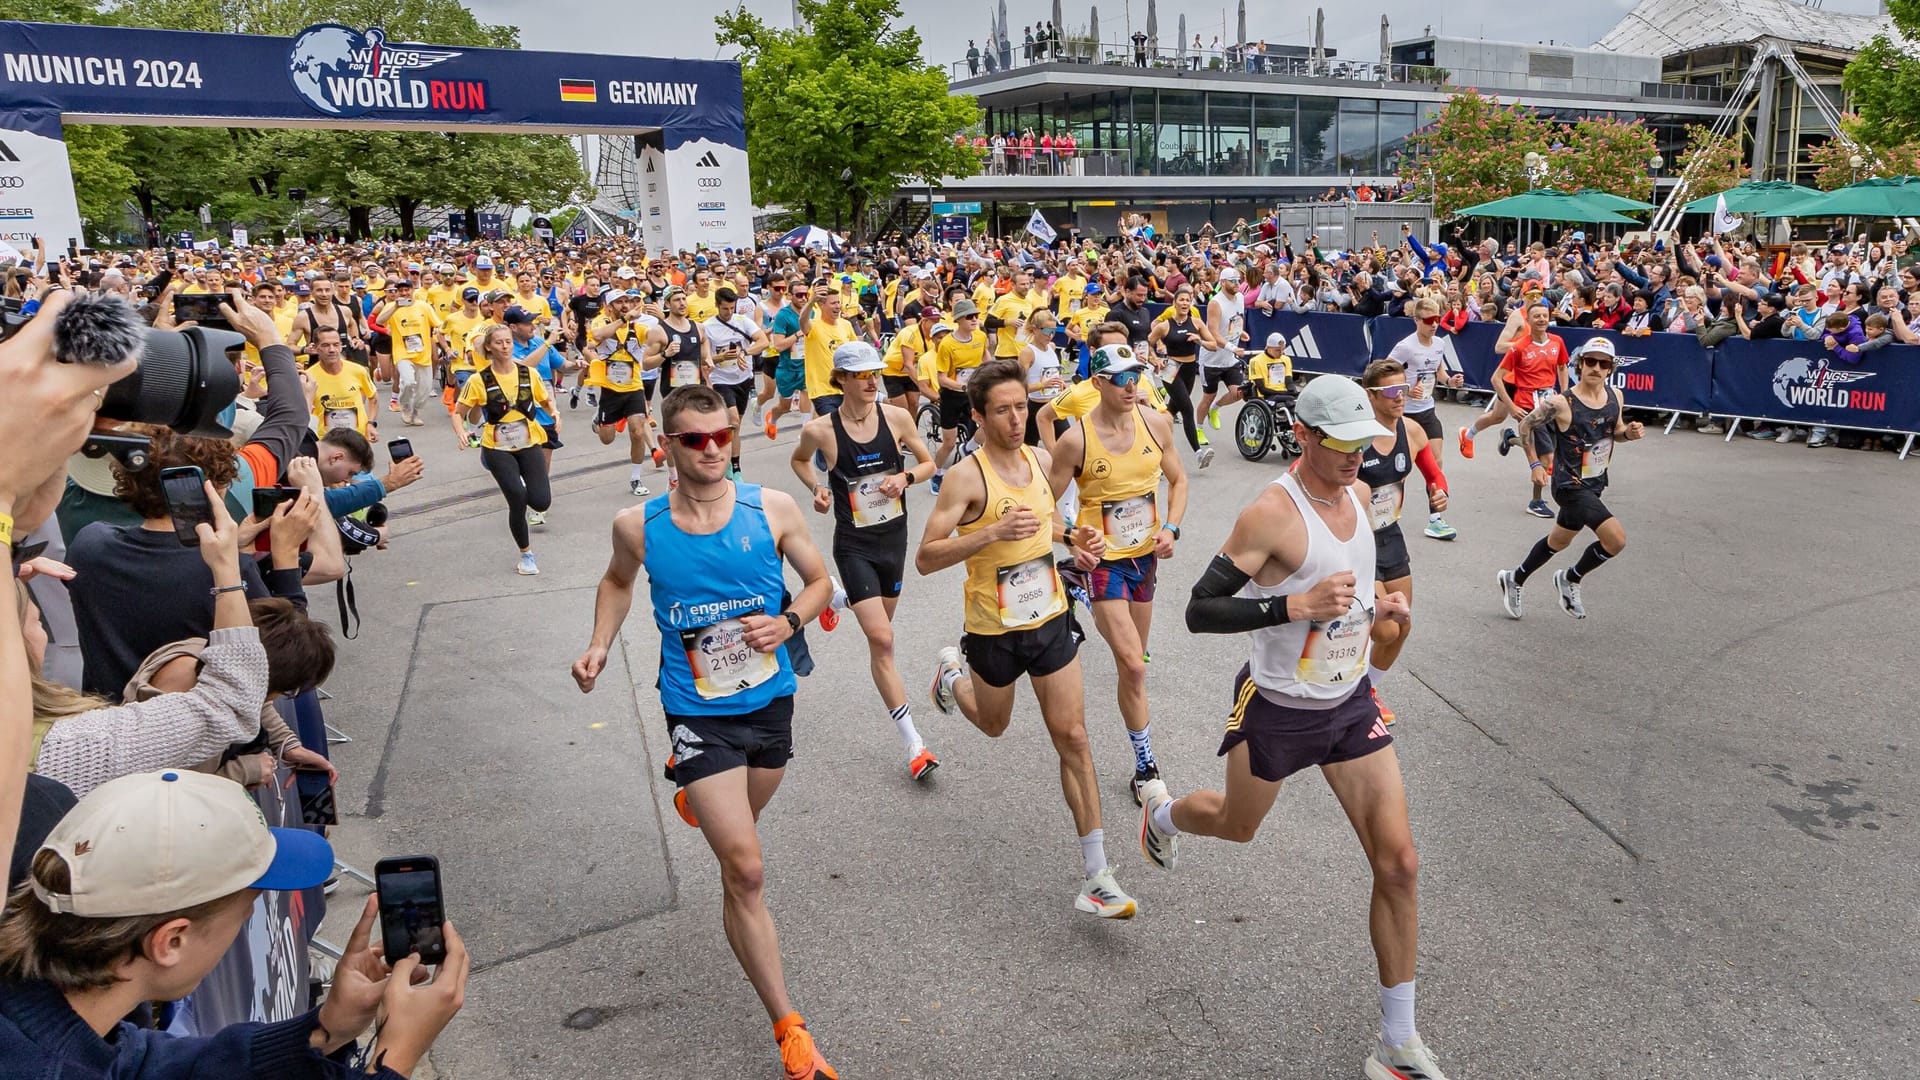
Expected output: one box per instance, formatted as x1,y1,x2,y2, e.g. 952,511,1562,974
1848,153,1865,240
1522,151,1547,246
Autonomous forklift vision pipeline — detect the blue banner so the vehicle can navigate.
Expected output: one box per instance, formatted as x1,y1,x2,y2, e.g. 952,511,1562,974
1244,310,1372,377
1711,337,1920,434
1557,326,1712,414
0,20,743,147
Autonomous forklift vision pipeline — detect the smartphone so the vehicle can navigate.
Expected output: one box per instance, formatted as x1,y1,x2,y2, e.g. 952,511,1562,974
158,466,214,547
375,856,448,966
172,292,231,329
387,437,414,463
294,768,337,827
251,485,301,521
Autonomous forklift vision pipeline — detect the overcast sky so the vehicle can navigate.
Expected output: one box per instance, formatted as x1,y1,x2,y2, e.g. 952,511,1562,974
467,0,1889,70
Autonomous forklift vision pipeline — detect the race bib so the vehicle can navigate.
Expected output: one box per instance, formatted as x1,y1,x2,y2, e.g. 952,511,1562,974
672,360,700,385
402,333,424,354
494,419,530,450
1581,437,1613,480
1368,482,1404,531
955,366,975,385
1295,598,1374,685
324,407,359,431
995,554,1066,628
1415,371,1436,397
1226,313,1245,341
678,617,778,700
1100,494,1159,550
607,360,635,386
850,477,903,527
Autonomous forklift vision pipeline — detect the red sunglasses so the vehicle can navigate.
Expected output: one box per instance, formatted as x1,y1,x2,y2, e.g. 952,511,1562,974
665,429,734,451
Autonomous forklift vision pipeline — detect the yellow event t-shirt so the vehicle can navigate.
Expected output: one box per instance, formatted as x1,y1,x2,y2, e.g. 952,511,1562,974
456,366,553,450
935,331,987,386
803,312,856,400
441,310,488,373
310,362,377,436
386,302,441,366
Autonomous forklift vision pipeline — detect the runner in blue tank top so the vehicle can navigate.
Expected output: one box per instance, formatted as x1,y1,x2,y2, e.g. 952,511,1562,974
572,384,841,1080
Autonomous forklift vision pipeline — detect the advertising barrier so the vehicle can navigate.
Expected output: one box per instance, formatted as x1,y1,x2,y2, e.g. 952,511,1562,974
1556,326,1713,415
1243,309,1371,377
1710,337,1920,436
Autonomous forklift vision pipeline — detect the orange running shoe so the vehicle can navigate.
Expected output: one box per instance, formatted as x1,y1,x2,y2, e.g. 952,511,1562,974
672,788,699,828
765,419,779,440
651,447,666,467
908,746,940,781
1372,685,1397,728
613,416,628,434
774,1013,839,1080
1457,425,1475,459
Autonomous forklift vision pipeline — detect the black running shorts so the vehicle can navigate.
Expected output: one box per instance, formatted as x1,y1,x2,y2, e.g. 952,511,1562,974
1406,408,1443,443
1374,523,1411,582
595,388,649,427
713,381,753,414
939,387,972,429
962,611,1079,688
833,533,907,605
1552,485,1614,532
883,375,919,400
664,695,796,787
1217,666,1391,783
1201,362,1246,394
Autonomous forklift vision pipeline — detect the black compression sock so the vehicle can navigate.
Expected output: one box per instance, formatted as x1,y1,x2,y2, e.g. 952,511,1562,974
1565,541,1613,583
1513,536,1557,586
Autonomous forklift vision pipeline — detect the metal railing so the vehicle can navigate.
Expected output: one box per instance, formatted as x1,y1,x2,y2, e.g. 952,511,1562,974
950,44,1445,87
953,146,1133,177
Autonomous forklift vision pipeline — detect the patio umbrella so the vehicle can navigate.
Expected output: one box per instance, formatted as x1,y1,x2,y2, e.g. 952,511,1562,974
1146,0,1158,51
1380,15,1390,65
1089,5,1099,51
769,225,845,255
1054,0,1064,54
1453,189,1639,223
1761,176,1920,218
1680,180,1822,216
1237,0,1246,50
1177,14,1185,60
1573,187,1655,212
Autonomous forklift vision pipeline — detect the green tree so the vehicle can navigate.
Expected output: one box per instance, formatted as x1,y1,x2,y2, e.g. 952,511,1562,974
1843,0,1920,152
1674,125,1750,201
1396,90,1555,218
1552,116,1658,203
64,125,137,239
716,0,980,238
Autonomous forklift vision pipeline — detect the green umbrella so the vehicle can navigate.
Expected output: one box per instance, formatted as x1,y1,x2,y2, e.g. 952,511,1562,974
1769,176,1920,218
1680,180,1823,216
1573,187,1655,212
1453,189,1640,223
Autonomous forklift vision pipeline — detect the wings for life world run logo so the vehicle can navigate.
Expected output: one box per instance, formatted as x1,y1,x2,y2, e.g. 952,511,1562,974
287,25,488,118
1772,357,1884,412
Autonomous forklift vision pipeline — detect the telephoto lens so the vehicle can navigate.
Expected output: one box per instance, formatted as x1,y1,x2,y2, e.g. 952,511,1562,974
56,290,242,438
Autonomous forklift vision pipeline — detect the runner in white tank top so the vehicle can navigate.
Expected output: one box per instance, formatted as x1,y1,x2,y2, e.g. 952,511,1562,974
1136,375,1453,1080
1196,274,1251,434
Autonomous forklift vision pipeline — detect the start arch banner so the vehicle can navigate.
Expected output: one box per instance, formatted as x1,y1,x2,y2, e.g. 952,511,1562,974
0,19,752,250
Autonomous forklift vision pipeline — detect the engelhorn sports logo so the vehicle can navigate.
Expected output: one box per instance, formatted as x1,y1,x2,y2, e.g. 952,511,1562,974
695,151,721,167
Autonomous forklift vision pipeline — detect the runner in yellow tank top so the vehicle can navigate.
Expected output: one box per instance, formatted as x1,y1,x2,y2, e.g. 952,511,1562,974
915,357,1140,921
1044,343,1189,807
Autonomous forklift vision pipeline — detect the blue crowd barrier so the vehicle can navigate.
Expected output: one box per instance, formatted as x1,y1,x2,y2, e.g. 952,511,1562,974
1559,326,1713,415
1244,309,1371,377
1710,337,1920,435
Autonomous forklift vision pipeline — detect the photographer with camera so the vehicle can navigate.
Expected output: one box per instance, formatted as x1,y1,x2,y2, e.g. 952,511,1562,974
0,769,469,1078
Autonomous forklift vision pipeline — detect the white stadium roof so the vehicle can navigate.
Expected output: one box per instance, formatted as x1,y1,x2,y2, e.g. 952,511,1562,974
1596,0,1896,56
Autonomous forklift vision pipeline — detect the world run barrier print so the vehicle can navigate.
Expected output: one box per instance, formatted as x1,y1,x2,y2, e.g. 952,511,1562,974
1240,309,1920,438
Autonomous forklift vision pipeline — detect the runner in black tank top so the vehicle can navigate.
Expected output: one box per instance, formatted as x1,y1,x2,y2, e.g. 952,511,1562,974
791,340,944,781
1357,415,1412,581
1499,337,1643,621
1148,288,1221,462
645,287,709,395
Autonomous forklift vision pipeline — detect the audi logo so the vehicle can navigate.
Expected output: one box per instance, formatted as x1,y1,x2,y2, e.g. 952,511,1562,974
0,178,24,189
697,178,724,188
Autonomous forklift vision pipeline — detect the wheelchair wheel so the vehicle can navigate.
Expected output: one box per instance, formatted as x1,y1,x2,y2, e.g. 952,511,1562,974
1235,398,1274,461
1270,403,1302,458
915,401,942,464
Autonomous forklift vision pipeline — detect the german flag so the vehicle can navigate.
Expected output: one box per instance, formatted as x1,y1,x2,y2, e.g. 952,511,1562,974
559,79,596,103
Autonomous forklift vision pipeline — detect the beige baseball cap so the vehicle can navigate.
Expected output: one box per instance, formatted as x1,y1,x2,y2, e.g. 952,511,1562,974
32,770,334,917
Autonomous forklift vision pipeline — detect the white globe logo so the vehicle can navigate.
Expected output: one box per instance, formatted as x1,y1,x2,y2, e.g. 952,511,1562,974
287,25,361,116
1772,357,1816,409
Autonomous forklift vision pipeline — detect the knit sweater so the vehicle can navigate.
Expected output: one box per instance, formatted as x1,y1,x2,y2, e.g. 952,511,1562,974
33,628,267,799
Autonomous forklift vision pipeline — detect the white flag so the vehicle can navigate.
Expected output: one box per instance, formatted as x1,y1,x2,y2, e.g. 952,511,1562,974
1712,193,1743,235
1026,208,1057,244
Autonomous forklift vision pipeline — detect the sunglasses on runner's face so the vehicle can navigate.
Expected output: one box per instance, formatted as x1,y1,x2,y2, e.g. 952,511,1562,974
1580,356,1615,370
1100,369,1143,388
1311,429,1373,454
1419,315,1441,325
1369,383,1408,400
665,429,734,451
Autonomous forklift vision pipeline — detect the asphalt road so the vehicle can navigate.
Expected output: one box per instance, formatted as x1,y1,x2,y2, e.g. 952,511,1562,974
314,392,1920,1080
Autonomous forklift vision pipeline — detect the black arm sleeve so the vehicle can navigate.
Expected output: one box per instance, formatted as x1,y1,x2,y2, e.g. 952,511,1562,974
1186,552,1291,634
246,343,308,483
983,314,1007,331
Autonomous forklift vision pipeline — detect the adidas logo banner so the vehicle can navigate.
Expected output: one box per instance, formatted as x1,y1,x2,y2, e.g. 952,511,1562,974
694,150,720,167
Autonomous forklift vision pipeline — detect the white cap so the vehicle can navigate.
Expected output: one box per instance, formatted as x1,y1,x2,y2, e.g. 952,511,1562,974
832,340,886,372
1294,376,1393,443
32,770,333,918
614,265,637,278
474,255,494,269
1265,332,1285,349
1220,268,1242,282
1576,336,1617,360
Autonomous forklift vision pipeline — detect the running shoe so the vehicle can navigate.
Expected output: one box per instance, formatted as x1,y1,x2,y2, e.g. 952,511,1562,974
1423,517,1457,541
526,508,547,527
1130,764,1159,808
1775,427,1801,444
586,389,598,408
929,645,962,715
1456,425,1474,459
1208,406,1221,430
516,552,539,576
1142,651,1153,677
1525,499,1552,518
1138,778,1178,871
930,472,943,495
568,387,580,410
1196,445,1216,469
1074,867,1138,919
1372,685,1397,727
651,447,666,466
765,419,779,440
388,394,400,412
1551,568,1586,619
774,1013,839,1080
466,433,482,449
1195,430,1211,447
727,464,743,481
1697,420,1725,435
1496,428,1518,456
672,787,699,828
1364,1033,1451,1080
1747,426,1777,440
630,479,650,497
908,746,940,782
1497,569,1523,619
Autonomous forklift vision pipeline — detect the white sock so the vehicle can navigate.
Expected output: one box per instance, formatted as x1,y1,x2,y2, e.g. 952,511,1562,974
1367,664,1388,687
1429,510,1444,521
934,466,945,478
630,464,644,482
890,703,922,756
940,666,963,694
1151,797,1181,836
1380,980,1416,1049
1080,829,1107,878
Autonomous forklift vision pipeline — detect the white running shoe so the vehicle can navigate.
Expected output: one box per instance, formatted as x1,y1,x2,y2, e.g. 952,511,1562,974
516,552,540,576
630,479,650,497
1497,569,1523,619
526,508,547,527
1074,867,1138,919
930,646,962,715
1138,780,1178,871
1363,1033,1451,1080
1196,445,1216,469
1552,568,1586,619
